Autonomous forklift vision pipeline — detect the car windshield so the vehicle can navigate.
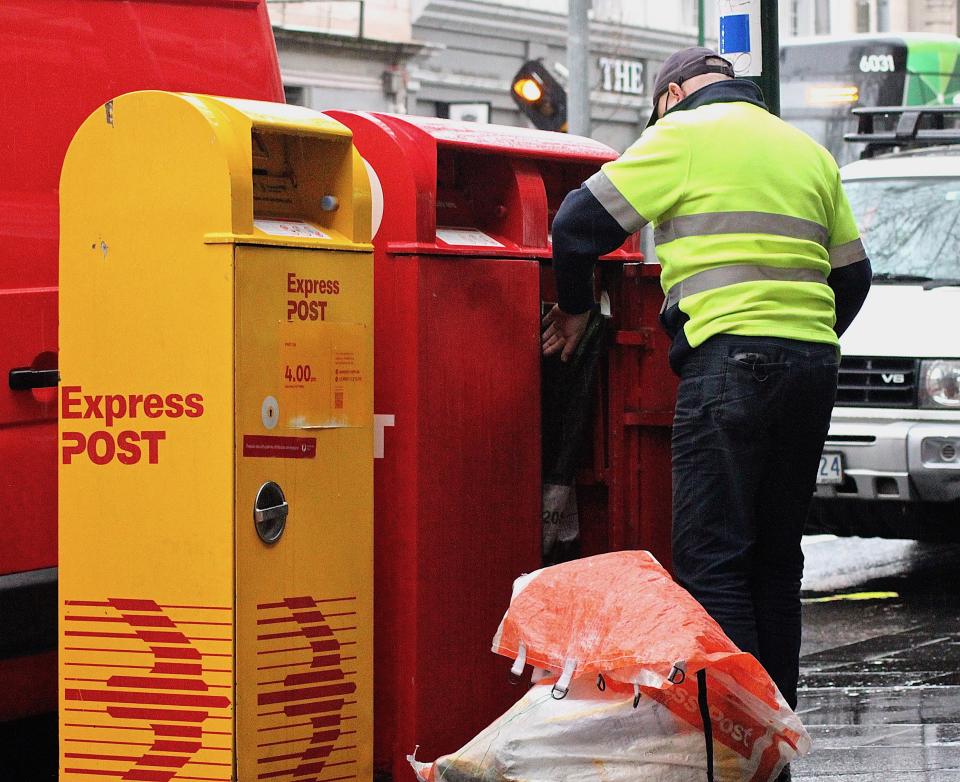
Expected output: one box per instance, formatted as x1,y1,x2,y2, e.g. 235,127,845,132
843,177,960,281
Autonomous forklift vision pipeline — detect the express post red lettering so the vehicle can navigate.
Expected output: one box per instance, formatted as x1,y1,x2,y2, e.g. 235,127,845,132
59,386,203,465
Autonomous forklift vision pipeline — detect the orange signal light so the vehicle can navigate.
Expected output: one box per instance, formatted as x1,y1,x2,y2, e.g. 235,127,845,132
510,60,567,131
513,77,543,103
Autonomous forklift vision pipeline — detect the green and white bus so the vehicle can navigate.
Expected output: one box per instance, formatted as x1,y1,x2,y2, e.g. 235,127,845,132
781,34,960,164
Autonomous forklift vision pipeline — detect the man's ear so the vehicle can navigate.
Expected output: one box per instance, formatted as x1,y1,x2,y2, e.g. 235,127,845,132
668,82,685,101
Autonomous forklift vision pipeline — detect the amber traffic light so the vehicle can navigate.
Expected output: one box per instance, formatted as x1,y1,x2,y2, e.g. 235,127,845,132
510,60,567,132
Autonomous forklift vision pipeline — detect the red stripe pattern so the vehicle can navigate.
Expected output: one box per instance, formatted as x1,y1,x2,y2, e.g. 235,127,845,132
62,598,232,781
256,596,359,781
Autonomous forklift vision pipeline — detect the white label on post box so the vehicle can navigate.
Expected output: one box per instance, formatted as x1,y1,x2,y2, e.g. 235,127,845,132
436,228,504,247
255,219,330,239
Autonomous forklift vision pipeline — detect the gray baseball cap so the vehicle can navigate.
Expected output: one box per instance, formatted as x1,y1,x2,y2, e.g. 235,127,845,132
646,47,735,127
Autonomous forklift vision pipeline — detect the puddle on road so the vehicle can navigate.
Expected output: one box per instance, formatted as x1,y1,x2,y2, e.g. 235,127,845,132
794,536,960,778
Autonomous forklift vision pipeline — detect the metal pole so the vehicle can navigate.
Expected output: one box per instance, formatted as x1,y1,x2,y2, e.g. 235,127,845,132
567,0,591,136
698,0,705,47
745,0,780,117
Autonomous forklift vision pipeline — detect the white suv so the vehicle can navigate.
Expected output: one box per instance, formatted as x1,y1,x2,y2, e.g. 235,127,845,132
810,139,960,539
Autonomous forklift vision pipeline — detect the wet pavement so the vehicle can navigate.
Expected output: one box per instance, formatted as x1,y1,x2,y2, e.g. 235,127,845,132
794,535,960,780
3,535,960,780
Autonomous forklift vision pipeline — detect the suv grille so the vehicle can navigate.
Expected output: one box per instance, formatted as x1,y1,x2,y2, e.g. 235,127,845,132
836,357,918,408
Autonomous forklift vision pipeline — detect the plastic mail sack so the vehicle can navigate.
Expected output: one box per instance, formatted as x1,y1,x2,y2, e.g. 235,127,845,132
409,674,798,782
409,551,810,782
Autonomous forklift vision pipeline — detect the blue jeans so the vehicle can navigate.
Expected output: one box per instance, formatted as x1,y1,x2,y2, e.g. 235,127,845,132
671,335,839,708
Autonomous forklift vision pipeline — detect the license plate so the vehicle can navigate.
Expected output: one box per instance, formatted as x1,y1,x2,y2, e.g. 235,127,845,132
817,452,844,485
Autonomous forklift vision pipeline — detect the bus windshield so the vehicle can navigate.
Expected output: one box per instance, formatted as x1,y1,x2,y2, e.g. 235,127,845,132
781,38,908,165
844,177,960,280
781,36,960,165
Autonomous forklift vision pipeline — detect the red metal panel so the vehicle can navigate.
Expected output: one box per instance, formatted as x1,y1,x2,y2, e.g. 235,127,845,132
330,112,620,778
0,1,282,196
0,0,282,720
369,255,421,778
603,263,676,569
0,1,282,578
538,256,675,571
367,255,542,778
0,420,57,574
0,289,57,426
412,256,541,764
332,111,680,778
635,265,678,570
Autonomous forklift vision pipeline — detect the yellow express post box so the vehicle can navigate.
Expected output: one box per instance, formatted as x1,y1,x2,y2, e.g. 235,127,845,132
58,92,373,782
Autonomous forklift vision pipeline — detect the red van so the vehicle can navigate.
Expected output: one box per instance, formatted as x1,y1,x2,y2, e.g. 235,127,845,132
0,0,282,722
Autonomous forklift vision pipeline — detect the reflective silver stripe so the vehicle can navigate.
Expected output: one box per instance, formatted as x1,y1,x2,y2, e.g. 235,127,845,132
829,237,867,269
584,170,647,233
664,264,829,309
655,211,829,247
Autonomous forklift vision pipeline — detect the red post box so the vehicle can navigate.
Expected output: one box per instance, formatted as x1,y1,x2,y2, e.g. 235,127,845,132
327,111,675,779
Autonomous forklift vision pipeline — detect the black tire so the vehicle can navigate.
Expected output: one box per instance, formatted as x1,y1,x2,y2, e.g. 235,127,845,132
917,501,960,543
806,498,923,539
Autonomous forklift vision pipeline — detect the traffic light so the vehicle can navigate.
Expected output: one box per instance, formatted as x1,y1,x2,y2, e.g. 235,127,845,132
511,60,567,132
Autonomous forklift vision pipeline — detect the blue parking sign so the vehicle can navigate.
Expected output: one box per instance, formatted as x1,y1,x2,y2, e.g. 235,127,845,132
720,13,751,54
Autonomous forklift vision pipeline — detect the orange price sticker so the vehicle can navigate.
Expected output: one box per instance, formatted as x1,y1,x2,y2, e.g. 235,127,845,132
278,321,368,428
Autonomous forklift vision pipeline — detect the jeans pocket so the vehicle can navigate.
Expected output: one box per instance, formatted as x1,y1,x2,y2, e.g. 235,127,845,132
716,354,790,428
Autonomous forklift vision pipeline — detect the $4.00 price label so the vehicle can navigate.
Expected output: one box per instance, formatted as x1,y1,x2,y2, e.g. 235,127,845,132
278,321,368,427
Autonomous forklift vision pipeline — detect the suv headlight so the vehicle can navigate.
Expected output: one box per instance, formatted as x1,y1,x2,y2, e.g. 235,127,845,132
920,360,960,409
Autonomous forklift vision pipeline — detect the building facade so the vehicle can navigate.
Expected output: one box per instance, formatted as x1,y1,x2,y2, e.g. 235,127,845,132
409,0,718,150
268,1,425,113
268,0,960,152
782,0,960,37
268,0,717,151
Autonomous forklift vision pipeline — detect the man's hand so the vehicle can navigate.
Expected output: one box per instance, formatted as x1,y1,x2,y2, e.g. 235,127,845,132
541,305,590,362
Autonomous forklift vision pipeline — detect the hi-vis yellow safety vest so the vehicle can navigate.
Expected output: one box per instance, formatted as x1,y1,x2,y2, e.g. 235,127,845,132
585,100,866,349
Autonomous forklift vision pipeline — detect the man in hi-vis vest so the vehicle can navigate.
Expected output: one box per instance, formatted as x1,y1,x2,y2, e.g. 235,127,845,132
543,46,871,763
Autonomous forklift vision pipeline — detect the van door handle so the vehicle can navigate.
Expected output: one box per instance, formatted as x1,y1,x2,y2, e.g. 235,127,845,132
9,368,60,391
